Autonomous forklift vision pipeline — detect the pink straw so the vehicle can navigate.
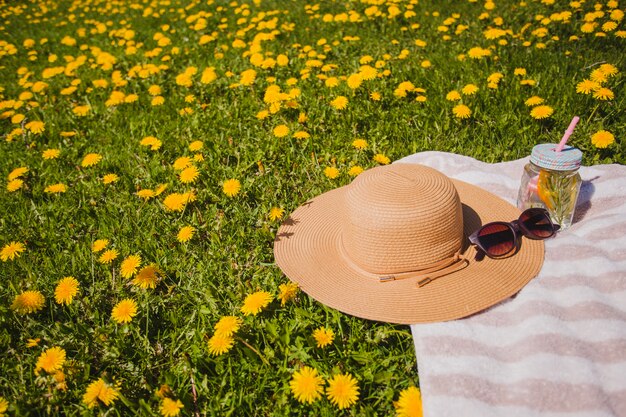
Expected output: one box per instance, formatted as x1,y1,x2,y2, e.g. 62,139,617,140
555,116,580,152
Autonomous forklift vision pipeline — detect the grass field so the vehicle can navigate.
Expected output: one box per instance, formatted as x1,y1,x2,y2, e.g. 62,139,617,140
0,0,624,415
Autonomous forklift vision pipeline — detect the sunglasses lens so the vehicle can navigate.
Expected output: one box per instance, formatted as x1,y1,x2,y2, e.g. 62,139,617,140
477,223,516,257
520,208,554,238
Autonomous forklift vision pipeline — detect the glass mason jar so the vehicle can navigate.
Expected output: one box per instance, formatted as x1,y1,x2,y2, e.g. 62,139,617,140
517,144,582,230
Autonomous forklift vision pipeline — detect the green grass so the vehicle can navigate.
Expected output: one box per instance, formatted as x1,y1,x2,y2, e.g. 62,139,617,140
0,0,624,415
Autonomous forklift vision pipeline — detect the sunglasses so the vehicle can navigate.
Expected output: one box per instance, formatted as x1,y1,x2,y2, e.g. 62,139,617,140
468,208,560,258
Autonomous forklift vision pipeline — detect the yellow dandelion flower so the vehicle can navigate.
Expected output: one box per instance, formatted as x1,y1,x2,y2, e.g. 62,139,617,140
7,179,23,192
298,112,308,123
132,265,160,289
240,291,273,316
487,72,504,84
324,167,340,179
273,124,290,138
599,63,619,77
325,77,340,88
189,141,203,151
240,69,257,86
42,149,61,159
35,346,66,374
590,68,608,84
54,276,79,305
603,21,618,32
313,327,335,348
611,9,624,20
373,153,391,165
103,174,119,184
27,338,41,348
201,67,217,84
152,96,165,106
44,183,67,194
347,73,363,89
591,130,615,148
330,96,348,110
524,96,545,106
11,290,45,314
155,184,168,196
514,68,527,76
256,110,269,120
326,373,359,409
593,87,614,100
82,378,120,408
98,249,118,264
179,166,199,184
461,84,479,95
1,241,26,261
207,333,235,356
25,120,45,134
352,139,368,150
452,104,472,119
446,90,461,101
395,386,423,417
360,65,378,80
214,316,242,337
278,282,299,306
269,207,284,221
163,193,187,211
137,189,156,200
576,79,599,94
177,226,195,242
120,254,141,278
92,239,109,252
222,179,241,197
348,166,364,176
293,131,310,139
148,85,162,95
140,136,162,151
81,153,102,167
8,167,28,181
290,367,324,404
160,398,184,417
0,397,7,416
173,156,192,171
530,105,554,119
370,91,382,101
155,384,172,399
72,105,90,116
111,299,138,323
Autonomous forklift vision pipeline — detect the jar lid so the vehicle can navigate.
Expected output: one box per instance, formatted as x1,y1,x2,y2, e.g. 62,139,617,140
530,143,582,171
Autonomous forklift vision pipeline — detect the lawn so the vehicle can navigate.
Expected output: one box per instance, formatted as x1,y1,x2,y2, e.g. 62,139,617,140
0,0,624,415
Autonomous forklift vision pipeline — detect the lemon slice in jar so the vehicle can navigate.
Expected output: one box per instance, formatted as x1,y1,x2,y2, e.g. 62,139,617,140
536,170,555,210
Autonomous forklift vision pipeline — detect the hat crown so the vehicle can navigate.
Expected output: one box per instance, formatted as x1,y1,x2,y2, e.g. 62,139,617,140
342,164,463,275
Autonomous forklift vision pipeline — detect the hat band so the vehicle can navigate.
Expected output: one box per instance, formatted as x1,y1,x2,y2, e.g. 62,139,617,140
338,234,469,287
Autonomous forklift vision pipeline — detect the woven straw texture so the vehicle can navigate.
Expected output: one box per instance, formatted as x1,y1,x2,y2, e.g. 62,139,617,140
274,163,544,324
342,164,463,274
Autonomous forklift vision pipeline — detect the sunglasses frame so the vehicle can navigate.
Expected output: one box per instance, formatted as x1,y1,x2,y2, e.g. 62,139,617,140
468,208,560,259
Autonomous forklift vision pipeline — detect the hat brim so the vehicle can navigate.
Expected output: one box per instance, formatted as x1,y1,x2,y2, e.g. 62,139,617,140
274,167,544,324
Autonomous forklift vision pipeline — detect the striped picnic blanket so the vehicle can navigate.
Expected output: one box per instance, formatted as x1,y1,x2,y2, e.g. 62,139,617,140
398,152,626,417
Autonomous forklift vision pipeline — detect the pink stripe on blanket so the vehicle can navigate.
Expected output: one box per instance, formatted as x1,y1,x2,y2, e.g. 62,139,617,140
467,300,626,326
538,272,626,293
421,334,626,363
428,374,626,414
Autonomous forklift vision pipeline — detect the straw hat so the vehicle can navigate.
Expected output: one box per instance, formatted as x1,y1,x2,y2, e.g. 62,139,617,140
273,163,544,324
